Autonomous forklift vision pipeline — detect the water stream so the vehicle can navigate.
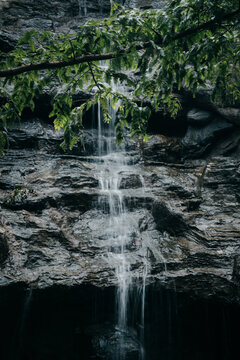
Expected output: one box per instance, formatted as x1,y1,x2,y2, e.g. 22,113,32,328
95,99,148,359
78,0,87,16
17,289,33,359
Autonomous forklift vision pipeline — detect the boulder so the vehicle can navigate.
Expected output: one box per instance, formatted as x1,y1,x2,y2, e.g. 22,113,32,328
216,107,240,127
182,117,234,158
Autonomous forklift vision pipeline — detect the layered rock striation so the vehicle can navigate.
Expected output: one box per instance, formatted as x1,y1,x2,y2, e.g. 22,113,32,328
0,110,239,305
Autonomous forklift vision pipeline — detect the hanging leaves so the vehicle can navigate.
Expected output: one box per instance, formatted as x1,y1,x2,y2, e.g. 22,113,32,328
0,0,239,153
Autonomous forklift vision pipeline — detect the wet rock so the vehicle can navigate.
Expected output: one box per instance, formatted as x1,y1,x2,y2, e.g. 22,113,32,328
25,248,52,268
0,231,9,265
0,120,240,305
2,189,97,213
0,0,112,65
183,118,233,146
187,108,212,126
152,201,189,236
232,255,240,284
185,198,202,211
182,118,234,158
128,0,166,9
142,135,182,164
217,107,240,126
119,174,143,189
0,29,18,52
165,184,194,200
91,325,141,360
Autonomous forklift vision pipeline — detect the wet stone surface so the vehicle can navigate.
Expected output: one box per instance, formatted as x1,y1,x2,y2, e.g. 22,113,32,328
0,117,239,305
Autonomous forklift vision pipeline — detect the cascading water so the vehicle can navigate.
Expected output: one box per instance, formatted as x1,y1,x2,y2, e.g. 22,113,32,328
17,289,33,358
99,0,104,14
95,96,148,359
78,0,87,16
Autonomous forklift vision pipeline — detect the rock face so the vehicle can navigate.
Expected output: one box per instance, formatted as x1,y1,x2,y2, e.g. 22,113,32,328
0,0,240,308
0,0,111,51
0,0,166,51
0,112,239,305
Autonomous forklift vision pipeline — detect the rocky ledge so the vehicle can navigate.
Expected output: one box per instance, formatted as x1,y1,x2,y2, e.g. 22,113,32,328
0,106,239,305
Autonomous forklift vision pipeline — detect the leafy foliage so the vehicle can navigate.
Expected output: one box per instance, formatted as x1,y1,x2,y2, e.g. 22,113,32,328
0,0,239,153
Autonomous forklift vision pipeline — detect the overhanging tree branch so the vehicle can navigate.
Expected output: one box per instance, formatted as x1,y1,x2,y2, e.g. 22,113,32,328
0,7,239,78
0,43,152,78
172,7,240,41
0,52,119,78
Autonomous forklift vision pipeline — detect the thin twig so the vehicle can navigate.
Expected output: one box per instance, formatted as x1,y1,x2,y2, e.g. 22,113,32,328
88,61,102,92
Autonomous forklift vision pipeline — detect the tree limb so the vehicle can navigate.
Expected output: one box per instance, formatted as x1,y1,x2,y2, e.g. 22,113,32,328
0,7,239,78
0,52,119,78
171,7,240,42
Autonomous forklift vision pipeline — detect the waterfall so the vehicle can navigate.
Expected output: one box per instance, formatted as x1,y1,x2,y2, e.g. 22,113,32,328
99,0,103,14
95,93,148,359
78,0,87,16
17,289,33,357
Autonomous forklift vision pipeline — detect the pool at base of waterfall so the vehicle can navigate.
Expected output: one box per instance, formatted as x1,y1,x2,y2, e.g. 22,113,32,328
1,284,240,360
91,325,141,360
